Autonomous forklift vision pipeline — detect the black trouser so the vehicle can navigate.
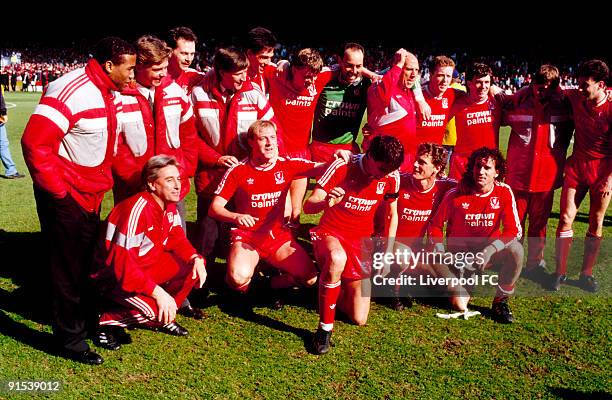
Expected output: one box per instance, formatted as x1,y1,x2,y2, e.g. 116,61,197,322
34,186,100,353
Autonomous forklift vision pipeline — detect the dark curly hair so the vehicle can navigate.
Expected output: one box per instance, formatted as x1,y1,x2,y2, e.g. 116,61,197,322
417,142,448,177
461,147,505,189
367,135,404,174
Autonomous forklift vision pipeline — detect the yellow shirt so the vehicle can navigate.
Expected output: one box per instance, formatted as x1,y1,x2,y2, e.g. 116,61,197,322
442,82,466,146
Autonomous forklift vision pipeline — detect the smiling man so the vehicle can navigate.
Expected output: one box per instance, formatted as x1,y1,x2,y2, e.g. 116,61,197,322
93,155,206,351
208,120,344,306
166,26,202,95
244,26,277,95
22,37,136,364
309,43,370,163
113,35,198,206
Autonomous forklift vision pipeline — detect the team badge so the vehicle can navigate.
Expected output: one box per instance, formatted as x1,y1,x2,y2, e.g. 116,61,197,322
442,98,449,109
490,197,500,209
274,171,285,184
167,213,174,223
462,202,470,210
376,182,386,194
247,178,254,185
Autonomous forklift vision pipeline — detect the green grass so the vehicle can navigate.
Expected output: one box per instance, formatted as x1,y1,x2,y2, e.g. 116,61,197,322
0,91,610,399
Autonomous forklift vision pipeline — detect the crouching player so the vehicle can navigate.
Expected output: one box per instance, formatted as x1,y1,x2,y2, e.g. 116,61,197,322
209,120,349,309
390,143,456,310
92,155,207,350
428,147,523,323
304,135,403,354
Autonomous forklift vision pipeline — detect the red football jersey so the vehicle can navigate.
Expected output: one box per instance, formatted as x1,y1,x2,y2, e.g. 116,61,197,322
566,90,611,159
428,181,522,249
453,96,500,155
267,65,333,153
215,157,317,231
396,174,456,242
416,86,460,144
316,155,400,239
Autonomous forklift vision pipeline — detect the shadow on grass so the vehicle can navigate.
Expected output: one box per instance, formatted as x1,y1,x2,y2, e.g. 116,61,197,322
0,309,55,355
0,230,51,324
549,387,611,400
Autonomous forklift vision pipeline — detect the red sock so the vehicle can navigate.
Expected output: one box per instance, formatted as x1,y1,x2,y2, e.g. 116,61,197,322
555,229,573,275
494,284,515,302
582,232,602,276
318,280,341,331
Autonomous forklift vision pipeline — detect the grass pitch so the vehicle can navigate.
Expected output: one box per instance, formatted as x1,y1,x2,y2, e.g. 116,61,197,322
0,91,609,399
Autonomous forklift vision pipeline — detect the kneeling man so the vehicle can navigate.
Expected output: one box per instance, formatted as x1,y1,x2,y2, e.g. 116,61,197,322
304,135,403,354
209,120,345,307
428,147,523,322
92,155,206,349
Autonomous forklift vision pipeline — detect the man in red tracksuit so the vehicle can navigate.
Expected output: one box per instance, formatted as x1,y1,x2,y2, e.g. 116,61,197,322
191,47,280,259
92,155,206,351
113,35,198,204
498,65,573,282
166,26,202,96
21,37,136,365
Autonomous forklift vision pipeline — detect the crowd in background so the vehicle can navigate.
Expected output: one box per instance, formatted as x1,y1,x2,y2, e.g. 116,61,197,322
1,40,579,94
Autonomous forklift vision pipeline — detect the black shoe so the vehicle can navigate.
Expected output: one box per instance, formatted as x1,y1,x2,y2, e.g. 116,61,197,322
522,262,548,283
549,273,567,291
312,328,332,355
5,172,25,179
577,275,599,293
390,297,404,311
491,300,514,324
159,321,189,336
178,304,206,320
63,349,104,365
93,328,121,350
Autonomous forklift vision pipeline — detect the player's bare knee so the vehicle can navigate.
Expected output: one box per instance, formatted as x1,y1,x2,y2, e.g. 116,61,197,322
351,313,369,326
507,241,524,262
227,268,253,288
328,248,347,270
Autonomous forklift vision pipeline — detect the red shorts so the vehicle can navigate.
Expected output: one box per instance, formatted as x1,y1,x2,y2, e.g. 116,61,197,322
230,225,293,260
449,152,469,181
309,141,360,163
310,228,373,281
564,156,610,189
283,148,311,160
